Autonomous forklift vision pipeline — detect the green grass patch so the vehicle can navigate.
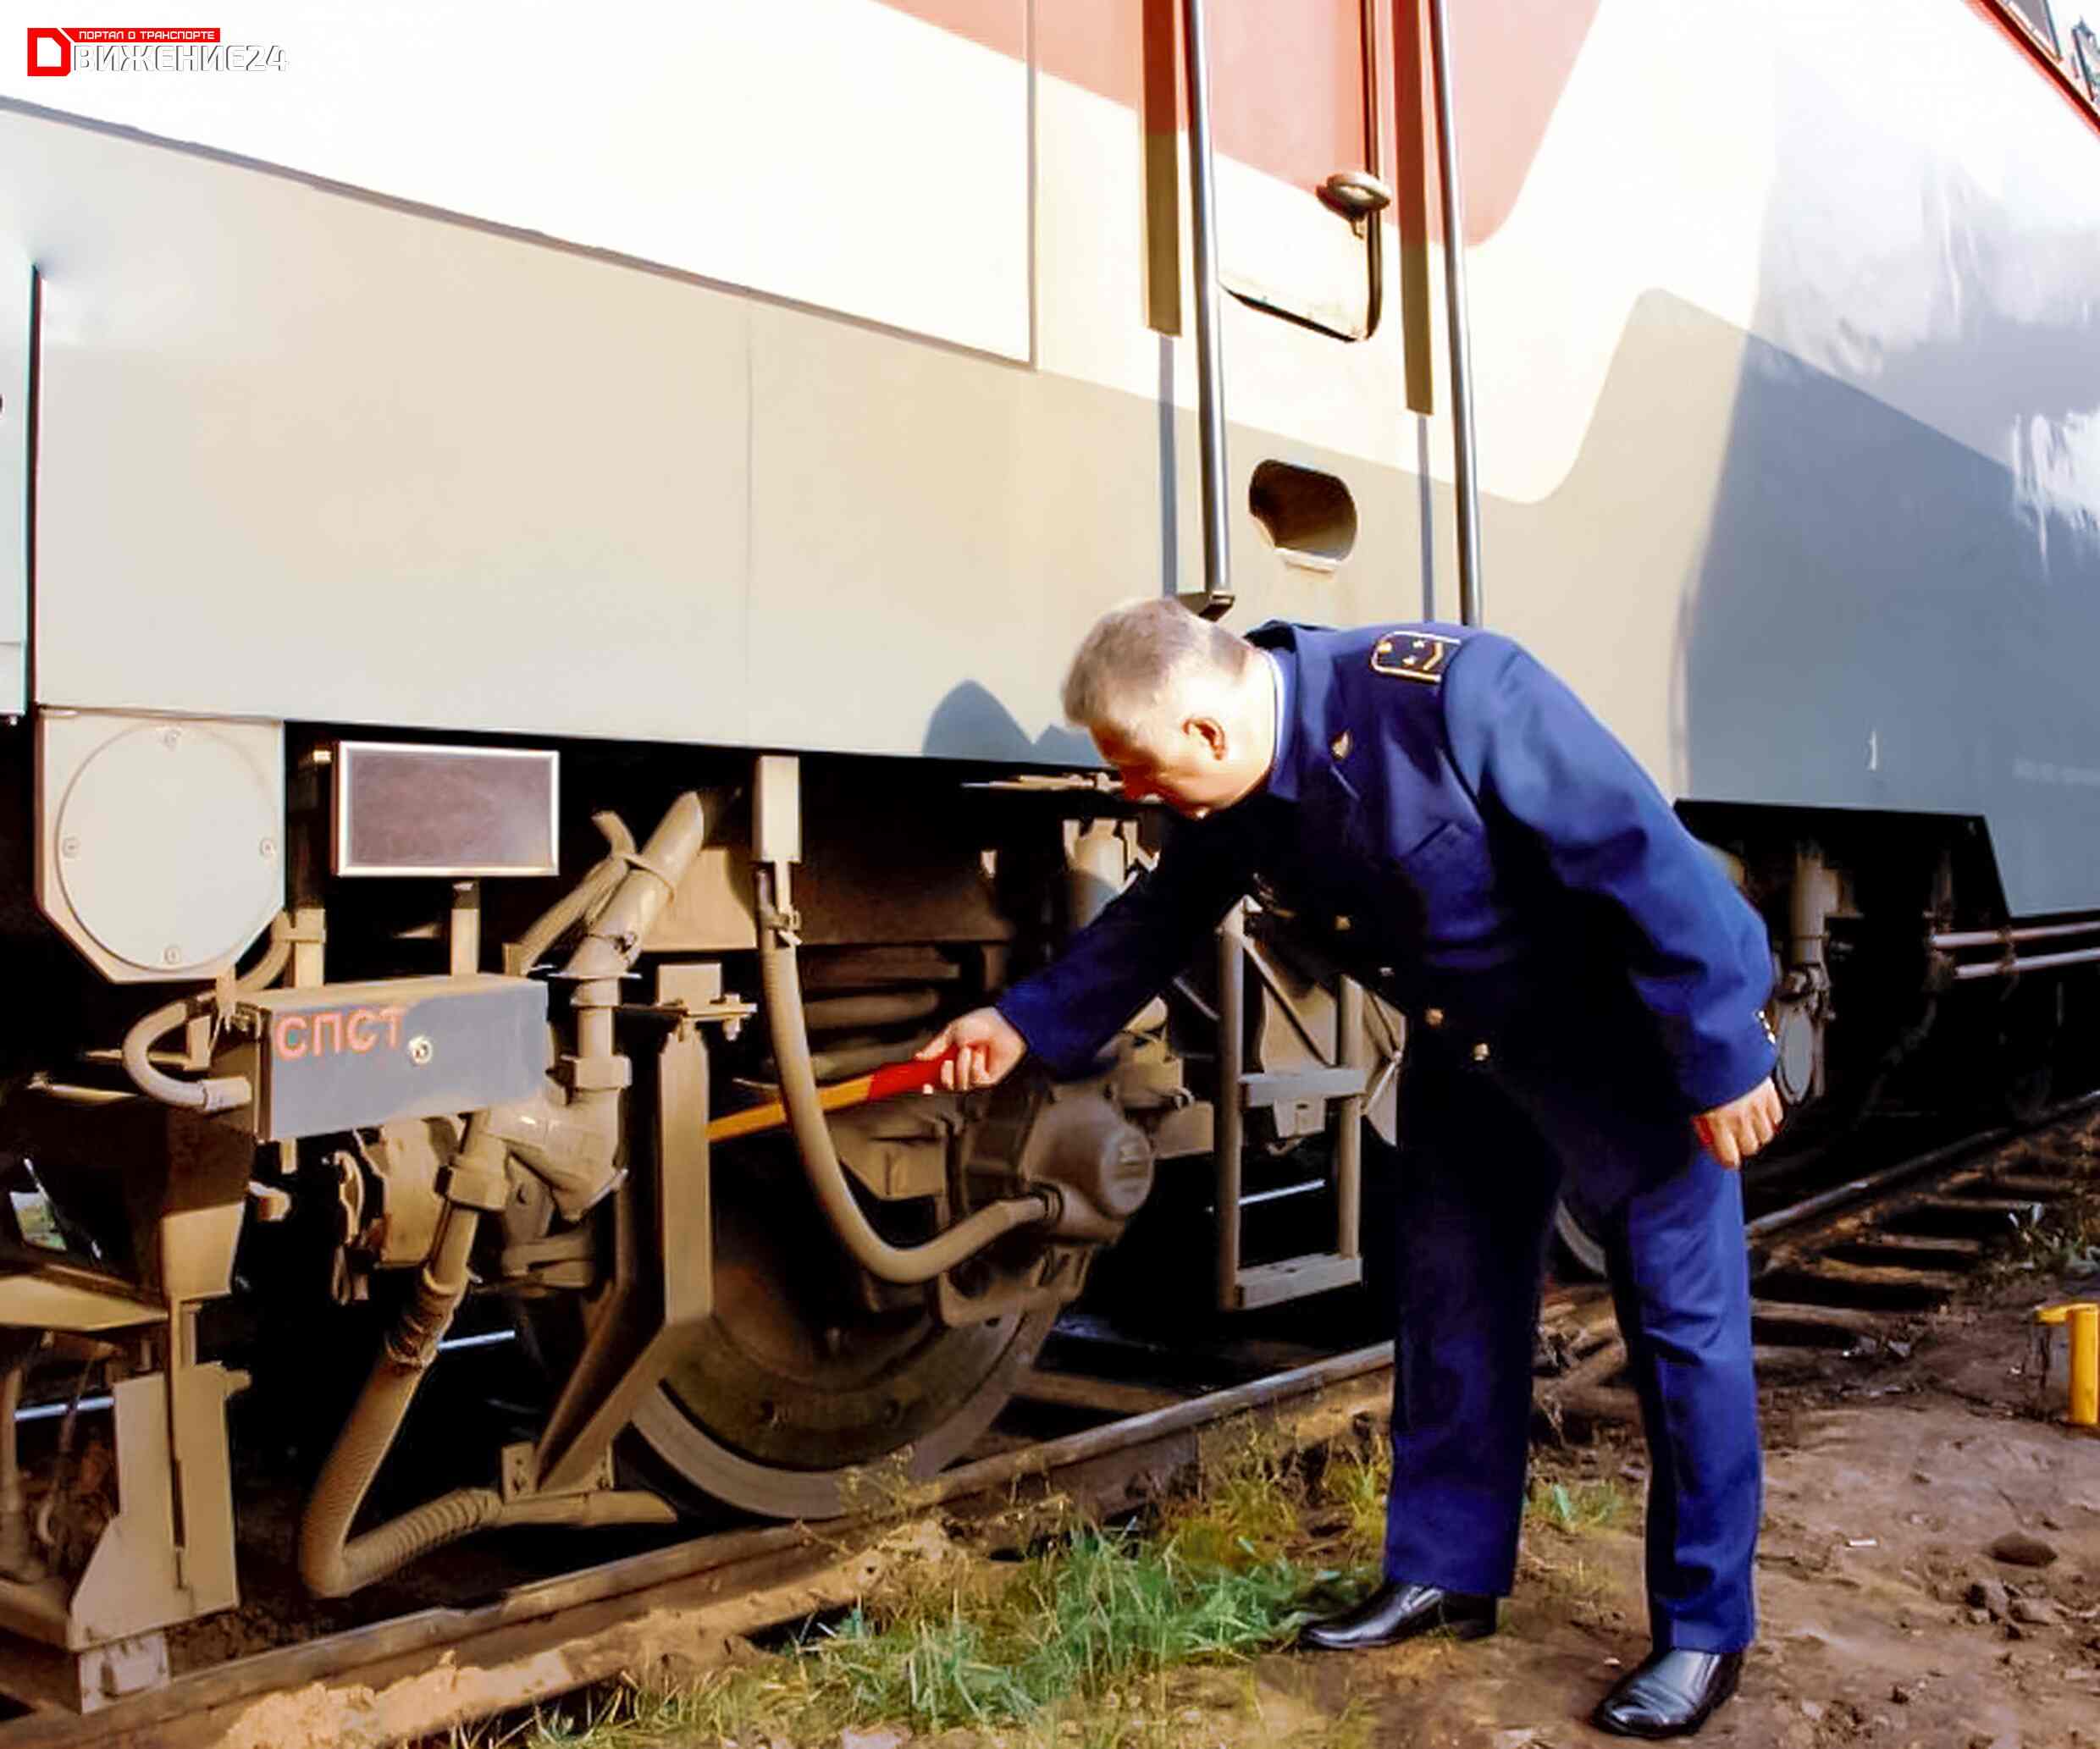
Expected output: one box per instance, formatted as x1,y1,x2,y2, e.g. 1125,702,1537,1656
1525,1474,1633,1535
746,1527,1311,1733
474,1531,1326,1747
462,1417,1396,1749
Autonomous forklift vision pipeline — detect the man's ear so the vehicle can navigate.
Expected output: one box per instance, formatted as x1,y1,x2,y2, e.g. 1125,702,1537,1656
1185,715,1230,761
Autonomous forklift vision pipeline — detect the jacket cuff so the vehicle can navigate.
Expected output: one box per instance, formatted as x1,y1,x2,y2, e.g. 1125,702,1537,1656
992,986,1087,1080
1677,1024,1778,1115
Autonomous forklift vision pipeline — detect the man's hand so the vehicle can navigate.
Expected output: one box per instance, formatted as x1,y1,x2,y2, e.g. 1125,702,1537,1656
915,1007,1027,1093
1693,1077,1782,1170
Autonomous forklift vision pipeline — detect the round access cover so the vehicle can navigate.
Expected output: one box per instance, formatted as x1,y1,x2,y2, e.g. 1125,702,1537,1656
57,722,279,974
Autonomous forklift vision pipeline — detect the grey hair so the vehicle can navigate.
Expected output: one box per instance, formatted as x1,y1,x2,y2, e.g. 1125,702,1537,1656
1060,599,1256,747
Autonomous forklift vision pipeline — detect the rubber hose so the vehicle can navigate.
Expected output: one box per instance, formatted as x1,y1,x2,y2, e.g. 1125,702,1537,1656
509,811,637,973
119,912,295,1113
298,1197,486,1597
235,912,296,994
121,1001,251,1114
755,881,1053,1285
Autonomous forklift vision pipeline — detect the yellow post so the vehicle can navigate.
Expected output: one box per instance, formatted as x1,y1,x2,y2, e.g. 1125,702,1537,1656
2073,1305,2099,1429
2036,1302,2100,1428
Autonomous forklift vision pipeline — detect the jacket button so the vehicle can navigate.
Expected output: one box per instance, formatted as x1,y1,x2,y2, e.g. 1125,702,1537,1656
1334,914,1352,932
1471,1041,1491,1063
1423,1007,1445,1028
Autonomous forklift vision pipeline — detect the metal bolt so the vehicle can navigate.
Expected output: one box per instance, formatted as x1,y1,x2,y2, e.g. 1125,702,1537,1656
58,836,79,859
163,945,182,966
161,727,181,750
259,837,277,859
407,1035,434,1067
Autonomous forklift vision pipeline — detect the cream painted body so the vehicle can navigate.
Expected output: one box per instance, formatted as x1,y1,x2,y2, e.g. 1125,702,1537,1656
3,0,2100,908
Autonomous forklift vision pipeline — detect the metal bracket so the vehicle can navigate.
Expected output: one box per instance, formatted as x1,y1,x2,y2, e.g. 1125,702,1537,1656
500,1440,614,1503
0,1365,246,1656
528,963,721,1493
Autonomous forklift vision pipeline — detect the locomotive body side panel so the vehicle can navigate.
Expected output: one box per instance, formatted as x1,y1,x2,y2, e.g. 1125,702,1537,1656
16,108,758,746
1459,2,2100,917
5,2,1431,760
5,0,2100,910
11,1,1032,360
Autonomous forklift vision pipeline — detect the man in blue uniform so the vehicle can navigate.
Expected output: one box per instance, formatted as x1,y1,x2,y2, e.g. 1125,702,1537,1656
919,601,1781,1739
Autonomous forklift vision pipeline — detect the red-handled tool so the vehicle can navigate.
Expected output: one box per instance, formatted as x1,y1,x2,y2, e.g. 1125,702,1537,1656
706,1045,962,1144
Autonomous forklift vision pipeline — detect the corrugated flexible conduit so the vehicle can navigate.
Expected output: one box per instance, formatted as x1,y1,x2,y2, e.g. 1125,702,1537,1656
300,800,709,1597
296,1116,678,1598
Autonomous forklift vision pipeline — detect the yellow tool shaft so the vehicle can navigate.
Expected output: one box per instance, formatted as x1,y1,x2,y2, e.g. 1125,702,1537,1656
706,1073,876,1143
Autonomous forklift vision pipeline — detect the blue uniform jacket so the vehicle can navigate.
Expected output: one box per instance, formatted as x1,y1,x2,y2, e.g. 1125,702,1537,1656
997,621,1776,1117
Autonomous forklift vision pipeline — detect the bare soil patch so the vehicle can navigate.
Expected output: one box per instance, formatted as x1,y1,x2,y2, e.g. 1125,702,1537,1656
1253,1274,2100,1748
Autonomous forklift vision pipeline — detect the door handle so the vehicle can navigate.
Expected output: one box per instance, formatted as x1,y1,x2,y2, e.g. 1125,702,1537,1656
1319,169,1394,221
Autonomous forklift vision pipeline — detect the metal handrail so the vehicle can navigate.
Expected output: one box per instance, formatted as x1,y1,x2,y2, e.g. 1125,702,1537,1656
1175,0,1234,623
1426,0,1484,626
1933,918,2100,949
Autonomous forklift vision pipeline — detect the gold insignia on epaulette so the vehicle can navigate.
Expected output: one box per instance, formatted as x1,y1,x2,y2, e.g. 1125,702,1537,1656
1371,632,1457,683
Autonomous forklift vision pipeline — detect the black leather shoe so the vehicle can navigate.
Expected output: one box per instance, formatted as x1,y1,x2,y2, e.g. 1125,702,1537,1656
1300,1581,1497,1651
1592,1647,1744,1738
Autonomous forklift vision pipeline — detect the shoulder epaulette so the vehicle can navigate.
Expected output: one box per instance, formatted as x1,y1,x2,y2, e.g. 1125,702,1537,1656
1370,631,1459,684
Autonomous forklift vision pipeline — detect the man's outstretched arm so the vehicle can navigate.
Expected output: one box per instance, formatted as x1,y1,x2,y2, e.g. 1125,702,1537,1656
919,814,1257,1090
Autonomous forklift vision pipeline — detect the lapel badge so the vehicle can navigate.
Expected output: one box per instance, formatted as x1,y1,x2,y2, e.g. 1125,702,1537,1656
1371,632,1457,683
1330,730,1351,761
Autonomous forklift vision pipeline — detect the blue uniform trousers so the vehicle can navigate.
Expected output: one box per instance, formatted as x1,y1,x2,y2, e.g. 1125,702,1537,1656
1382,1035,1762,1652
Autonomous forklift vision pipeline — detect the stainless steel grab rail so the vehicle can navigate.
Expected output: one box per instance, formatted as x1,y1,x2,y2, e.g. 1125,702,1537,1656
1427,0,1484,626
1176,0,1235,622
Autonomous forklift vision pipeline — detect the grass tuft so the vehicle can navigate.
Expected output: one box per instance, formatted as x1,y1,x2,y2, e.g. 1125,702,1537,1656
457,1419,1407,1749
1525,1474,1633,1535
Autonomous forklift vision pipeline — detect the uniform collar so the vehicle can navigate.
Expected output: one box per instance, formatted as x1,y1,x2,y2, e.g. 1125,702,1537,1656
1258,649,1296,801
1248,622,1309,803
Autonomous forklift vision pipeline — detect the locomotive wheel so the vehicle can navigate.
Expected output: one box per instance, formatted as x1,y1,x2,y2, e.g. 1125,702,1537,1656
1550,1197,1607,1279
615,1147,1054,1521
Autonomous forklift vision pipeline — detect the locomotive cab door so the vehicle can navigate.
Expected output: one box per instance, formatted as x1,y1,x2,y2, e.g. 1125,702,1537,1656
1211,0,1388,343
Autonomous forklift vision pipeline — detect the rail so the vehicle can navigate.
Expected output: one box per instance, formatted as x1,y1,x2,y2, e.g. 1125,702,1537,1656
0,1345,1397,1747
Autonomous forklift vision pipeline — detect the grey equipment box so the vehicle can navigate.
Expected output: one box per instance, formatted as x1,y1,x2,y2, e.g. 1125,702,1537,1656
228,975,548,1142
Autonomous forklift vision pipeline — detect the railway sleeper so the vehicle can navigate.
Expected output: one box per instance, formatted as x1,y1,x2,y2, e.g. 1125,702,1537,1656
1976,1172,2079,1200
1823,1233,1987,1264
1758,1259,1966,1309
1748,1299,1892,1348
1886,1193,2055,1236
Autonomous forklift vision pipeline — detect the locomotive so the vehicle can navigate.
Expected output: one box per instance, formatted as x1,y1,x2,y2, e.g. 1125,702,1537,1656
0,0,2095,1696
